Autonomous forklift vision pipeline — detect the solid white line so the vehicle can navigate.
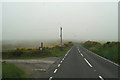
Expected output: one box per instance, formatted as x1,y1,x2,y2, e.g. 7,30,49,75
84,58,92,67
49,77,53,80
60,61,63,63
58,64,61,67
54,69,57,73
99,75,104,80
85,48,120,67
81,53,83,57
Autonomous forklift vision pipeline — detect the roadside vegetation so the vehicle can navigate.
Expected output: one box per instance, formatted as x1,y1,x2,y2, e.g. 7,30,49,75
2,42,73,59
2,62,28,79
2,42,73,79
82,41,119,65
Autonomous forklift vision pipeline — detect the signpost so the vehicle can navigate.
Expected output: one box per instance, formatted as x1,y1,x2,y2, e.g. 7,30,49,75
39,42,43,51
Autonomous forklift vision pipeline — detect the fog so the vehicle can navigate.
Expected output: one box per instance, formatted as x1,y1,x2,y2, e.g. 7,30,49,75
2,2,118,42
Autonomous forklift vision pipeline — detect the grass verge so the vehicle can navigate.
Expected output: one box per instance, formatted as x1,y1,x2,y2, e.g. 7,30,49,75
2,62,28,78
82,41,119,65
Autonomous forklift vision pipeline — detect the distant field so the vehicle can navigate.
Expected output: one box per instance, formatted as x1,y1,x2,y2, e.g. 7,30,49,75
2,40,71,50
82,41,119,65
2,62,27,78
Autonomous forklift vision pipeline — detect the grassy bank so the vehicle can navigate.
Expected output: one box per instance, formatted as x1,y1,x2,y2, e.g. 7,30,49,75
82,41,119,65
2,62,27,79
2,45,72,59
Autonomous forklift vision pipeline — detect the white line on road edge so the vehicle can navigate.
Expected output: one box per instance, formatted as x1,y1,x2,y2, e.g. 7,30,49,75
49,77,53,80
81,53,83,56
62,58,64,61
60,61,63,63
84,58,92,67
54,69,58,73
58,64,61,67
99,76,104,80
86,48,120,67
64,47,72,57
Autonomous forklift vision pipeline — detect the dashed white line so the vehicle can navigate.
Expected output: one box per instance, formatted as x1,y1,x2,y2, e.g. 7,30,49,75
64,47,72,57
84,58,92,67
65,54,67,56
60,61,63,63
67,49,71,54
78,49,80,53
62,58,64,61
49,77,53,80
54,69,58,73
81,53,83,57
58,64,61,67
99,75,104,80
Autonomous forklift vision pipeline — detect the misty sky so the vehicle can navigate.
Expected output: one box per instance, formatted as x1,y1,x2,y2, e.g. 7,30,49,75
2,2,118,42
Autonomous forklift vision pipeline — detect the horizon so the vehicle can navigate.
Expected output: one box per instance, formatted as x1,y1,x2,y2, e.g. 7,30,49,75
2,2,118,42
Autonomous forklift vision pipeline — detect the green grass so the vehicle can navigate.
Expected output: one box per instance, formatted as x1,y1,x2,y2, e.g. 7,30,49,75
46,46,72,57
2,62,28,78
82,41,119,64
2,46,72,59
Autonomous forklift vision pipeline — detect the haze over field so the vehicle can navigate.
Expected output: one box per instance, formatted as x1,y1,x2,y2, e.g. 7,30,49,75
2,2,118,42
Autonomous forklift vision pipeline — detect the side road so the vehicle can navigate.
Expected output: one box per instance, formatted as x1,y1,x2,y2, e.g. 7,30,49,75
3,57,61,78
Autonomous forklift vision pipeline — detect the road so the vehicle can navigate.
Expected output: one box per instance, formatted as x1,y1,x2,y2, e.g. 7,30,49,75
48,45,120,80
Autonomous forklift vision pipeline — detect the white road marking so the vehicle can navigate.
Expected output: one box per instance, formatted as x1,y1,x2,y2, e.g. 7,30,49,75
64,47,72,57
78,49,80,53
94,70,96,72
78,48,83,54
62,58,64,61
86,48,120,67
67,49,71,54
81,53,83,57
65,54,67,56
99,75,104,80
84,58,92,67
58,64,61,67
60,61,63,63
32,69,46,71
54,69,57,73
49,77,53,80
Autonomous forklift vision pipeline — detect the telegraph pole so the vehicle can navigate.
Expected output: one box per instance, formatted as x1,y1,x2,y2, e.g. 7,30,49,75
60,27,62,48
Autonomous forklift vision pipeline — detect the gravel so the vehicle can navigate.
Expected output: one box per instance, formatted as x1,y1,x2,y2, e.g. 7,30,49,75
4,57,60,78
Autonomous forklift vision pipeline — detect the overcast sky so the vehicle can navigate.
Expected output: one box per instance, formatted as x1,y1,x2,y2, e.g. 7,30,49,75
2,2,118,42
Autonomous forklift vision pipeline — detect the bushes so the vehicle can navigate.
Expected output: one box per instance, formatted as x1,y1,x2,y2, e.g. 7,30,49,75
2,49,50,59
3,42,73,59
82,41,119,64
